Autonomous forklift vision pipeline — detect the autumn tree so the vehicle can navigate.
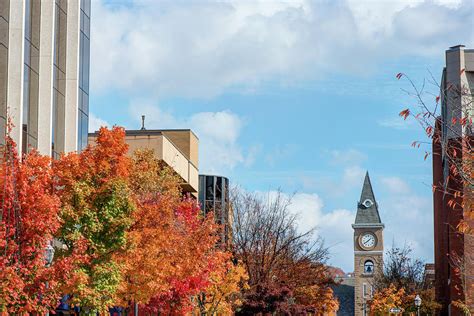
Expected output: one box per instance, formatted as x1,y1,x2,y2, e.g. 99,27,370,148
53,126,135,312
369,284,406,315
397,71,473,233
369,245,441,315
195,256,249,315
231,189,338,315
117,149,239,314
374,245,424,291
0,136,75,314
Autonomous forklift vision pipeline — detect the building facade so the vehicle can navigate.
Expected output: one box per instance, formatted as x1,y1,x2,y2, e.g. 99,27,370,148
198,174,232,246
0,0,90,156
88,128,199,196
333,272,355,315
433,45,474,315
352,172,384,316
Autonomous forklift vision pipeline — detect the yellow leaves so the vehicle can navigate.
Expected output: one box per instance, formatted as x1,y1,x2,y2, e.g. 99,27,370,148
196,259,249,315
369,284,405,314
369,285,442,315
116,149,226,310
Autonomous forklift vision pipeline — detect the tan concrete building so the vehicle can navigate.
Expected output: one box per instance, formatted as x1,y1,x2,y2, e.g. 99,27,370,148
0,0,90,157
352,172,384,316
88,128,199,196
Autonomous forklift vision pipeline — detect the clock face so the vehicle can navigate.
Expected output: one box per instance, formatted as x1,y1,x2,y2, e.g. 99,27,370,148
363,199,374,208
360,233,376,249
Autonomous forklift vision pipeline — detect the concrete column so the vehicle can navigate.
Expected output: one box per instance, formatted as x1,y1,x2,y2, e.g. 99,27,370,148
6,0,25,149
36,1,55,156
64,0,80,153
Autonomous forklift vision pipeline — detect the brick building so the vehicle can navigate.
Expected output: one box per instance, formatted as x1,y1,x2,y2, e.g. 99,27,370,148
433,45,474,315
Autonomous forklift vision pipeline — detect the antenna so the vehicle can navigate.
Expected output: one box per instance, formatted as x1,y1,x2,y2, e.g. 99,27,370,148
141,115,146,130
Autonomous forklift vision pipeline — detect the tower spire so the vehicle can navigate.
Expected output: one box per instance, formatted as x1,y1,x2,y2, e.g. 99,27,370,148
354,171,382,225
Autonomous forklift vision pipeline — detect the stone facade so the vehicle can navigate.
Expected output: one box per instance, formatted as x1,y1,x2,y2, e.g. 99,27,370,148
0,0,90,157
352,172,384,316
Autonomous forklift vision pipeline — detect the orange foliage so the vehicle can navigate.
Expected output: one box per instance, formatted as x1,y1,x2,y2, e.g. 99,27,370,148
116,149,233,313
368,284,405,315
0,137,77,314
53,126,135,310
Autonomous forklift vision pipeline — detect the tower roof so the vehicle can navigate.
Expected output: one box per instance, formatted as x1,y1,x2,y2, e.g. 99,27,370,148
354,172,382,225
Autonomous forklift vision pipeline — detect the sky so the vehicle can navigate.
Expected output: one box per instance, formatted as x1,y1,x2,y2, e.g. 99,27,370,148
89,0,474,272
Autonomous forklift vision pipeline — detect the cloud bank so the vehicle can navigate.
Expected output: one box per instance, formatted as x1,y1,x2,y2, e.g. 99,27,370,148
91,0,472,98
126,101,250,173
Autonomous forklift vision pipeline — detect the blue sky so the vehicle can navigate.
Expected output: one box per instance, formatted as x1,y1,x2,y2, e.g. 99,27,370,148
89,0,473,272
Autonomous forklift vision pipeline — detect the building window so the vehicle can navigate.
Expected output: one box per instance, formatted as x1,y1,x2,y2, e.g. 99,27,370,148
52,0,67,157
363,283,373,299
22,0,40,155
77,0,90,151
364,260,374,274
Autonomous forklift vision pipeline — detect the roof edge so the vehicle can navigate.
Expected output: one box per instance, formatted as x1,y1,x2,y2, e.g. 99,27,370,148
352,223,385,229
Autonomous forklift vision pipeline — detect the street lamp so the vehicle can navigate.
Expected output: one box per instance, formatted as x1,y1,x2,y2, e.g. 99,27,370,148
414,294,422,316
44,242,55,316
44,243,55,267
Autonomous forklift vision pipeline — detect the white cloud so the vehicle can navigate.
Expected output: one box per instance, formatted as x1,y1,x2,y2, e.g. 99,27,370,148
128,101,250,173
89,113,110,132
268,191,356,272
343,166,367,188
273,173,433,272
91,0,473,98
326,149,367,166
381,176,411,194
265,144,299,167
301,165,366,198
378,117,417,130
379,185,433,264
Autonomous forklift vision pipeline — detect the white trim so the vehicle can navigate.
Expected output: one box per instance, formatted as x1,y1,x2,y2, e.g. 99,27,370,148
64,0,80,152
353,223,385,228
7,0,26,149
37,0,55,155
355,250,383,255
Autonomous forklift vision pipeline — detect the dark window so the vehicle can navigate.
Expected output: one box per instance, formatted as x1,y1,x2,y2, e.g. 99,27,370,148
216,177,222,200
364,260,374,274
206,176,214,200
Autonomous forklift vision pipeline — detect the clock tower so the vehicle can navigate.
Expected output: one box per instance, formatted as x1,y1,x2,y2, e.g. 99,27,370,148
353,172,384,316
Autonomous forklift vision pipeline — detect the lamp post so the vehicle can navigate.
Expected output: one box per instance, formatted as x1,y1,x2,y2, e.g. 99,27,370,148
414,294,422,316
44,242,55,316
45,243,55,266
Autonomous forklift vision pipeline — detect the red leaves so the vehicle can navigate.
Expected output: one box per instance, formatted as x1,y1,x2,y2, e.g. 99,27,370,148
116,148,228,312
0,137,69,314
425,126,433,137
436,95,440,103
399,109,410,120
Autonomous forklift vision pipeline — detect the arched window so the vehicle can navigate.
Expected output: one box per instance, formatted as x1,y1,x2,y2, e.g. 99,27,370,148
364,260,374,274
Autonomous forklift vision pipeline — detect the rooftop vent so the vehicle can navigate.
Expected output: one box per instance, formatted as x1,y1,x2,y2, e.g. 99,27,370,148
449,44,465,50
141,115,146,130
